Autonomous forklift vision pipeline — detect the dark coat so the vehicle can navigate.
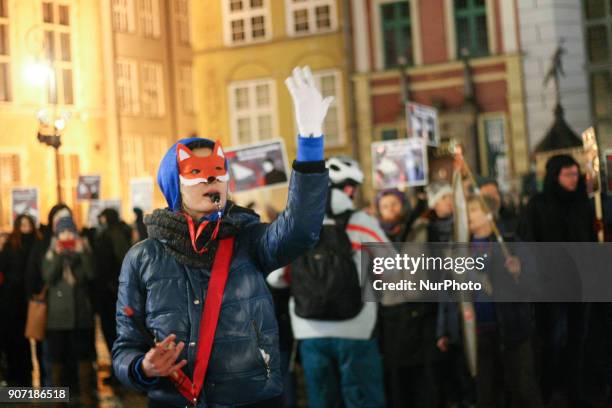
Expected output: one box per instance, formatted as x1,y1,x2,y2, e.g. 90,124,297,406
518,155,595,243
0,234,37,332
93,223,131,296
112,168,327,407
41,244,95,330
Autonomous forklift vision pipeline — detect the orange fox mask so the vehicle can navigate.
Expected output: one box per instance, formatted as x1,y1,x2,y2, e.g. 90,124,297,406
176,141,229,186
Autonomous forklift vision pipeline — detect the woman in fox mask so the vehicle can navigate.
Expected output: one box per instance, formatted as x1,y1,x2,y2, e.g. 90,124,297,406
112,67,330,407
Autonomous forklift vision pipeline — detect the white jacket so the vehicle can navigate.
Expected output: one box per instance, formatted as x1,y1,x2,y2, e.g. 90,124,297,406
289,210,389,340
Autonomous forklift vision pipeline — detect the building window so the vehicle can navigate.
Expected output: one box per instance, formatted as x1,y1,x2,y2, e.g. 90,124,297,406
144,134,168,175
175,0,191,45
112,0,136,33
0,152,20,229
178,63,195,114
223,0,270,45
584,0,611,64
454,0,488,57
591,71,612,119
58,153,82,221
116,59,139,115
0,0,10,102
381,128,399,140
228,79,277,144
42,1,74,105
141,62,165,117
584,0,612,144
313,70,344,146
380,1,412,68
286,0,337,36
139,0,160,38
481,115,509,187
121,134,167,178
121,134,145,178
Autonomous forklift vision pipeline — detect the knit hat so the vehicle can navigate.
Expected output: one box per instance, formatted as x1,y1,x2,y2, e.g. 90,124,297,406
54,216,77,236
426,181,452,209
375,188,406,212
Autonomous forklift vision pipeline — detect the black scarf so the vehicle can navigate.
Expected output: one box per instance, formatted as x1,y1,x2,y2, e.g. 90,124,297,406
145,201,255,268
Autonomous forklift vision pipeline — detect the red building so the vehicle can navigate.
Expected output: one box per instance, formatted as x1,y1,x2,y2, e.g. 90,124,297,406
350,0,527,195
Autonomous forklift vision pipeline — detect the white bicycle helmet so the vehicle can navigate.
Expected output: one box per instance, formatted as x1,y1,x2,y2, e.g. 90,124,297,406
326,156,364,186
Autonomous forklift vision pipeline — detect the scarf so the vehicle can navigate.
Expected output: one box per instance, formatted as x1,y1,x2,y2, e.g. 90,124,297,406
145,201,254,268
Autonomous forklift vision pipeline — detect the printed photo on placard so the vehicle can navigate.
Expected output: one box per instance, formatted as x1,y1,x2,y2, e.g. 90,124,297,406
87,199,122,227
130,177,154,212
77,175,101,201
371,138,428,189
225,139,289,193
407,102,439,147
11,188,39,223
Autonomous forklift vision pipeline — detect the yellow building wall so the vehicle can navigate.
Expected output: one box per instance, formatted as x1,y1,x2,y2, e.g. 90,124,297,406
192,1,350,211
0,0,115,230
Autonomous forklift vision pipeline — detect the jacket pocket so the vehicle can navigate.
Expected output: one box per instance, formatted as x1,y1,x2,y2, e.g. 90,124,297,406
251,320,271,379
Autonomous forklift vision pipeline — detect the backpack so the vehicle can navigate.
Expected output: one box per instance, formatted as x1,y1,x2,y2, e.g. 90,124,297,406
291,212,363,320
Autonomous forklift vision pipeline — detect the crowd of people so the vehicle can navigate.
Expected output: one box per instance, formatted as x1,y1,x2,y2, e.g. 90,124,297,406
0,154,610,408
0,205,147,406
1,65,611,408
263,153,612,408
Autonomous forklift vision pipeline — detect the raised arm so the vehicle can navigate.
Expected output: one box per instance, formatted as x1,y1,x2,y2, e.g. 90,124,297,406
249,67,332,272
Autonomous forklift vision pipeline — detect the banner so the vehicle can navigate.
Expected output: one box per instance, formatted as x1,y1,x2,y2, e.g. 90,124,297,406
130,177,154,212
371,138,428,189
225,139,289,193
77,175,101,201
87,199,121,227
11,188,39,224
406,102,439,147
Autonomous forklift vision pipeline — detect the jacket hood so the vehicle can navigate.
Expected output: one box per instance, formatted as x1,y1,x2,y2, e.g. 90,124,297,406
157,137,219,212
543,154,587,202
100,208,120,226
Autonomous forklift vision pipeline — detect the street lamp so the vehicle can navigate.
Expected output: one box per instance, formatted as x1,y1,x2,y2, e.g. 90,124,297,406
24,24,70,204
36,106,70,203
24,61,68,204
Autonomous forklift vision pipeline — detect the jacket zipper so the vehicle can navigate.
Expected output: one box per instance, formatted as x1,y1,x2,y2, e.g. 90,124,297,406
251,320,271,378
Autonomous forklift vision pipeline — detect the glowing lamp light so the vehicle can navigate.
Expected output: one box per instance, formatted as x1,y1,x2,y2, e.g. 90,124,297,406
24,62,53,86
54,118,66,131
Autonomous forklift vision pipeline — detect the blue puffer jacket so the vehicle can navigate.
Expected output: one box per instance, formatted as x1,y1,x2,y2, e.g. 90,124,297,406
112,165,327,407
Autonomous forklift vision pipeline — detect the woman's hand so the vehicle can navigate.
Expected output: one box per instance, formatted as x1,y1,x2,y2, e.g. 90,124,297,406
285,66,333,138
141,334,187,378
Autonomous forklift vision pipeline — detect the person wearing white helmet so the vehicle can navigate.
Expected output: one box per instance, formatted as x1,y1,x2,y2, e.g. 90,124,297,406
289,156,387,408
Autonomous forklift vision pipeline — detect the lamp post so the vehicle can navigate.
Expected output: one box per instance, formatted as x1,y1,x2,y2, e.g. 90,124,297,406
36,106,69,203
25,24,69,204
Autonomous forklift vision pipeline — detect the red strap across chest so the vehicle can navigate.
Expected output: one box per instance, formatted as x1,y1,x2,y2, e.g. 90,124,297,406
184,214,223,255
171,236,235,405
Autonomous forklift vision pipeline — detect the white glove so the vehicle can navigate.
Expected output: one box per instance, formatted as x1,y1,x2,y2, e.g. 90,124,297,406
285,66,334,138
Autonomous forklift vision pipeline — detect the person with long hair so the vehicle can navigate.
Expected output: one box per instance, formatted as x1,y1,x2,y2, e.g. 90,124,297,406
0,214,42,386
